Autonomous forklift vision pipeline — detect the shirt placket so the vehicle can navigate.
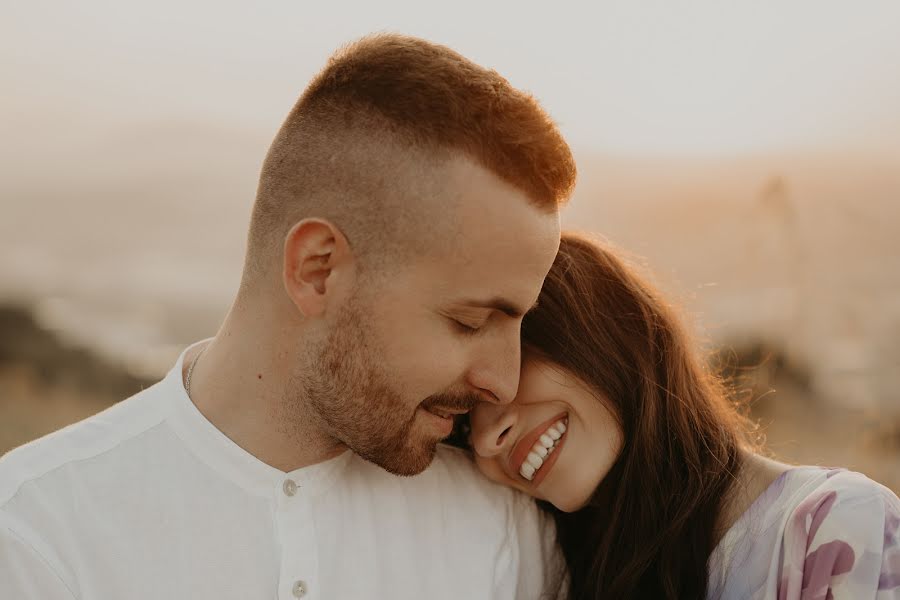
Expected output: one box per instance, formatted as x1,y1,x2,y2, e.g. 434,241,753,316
275,476,319,600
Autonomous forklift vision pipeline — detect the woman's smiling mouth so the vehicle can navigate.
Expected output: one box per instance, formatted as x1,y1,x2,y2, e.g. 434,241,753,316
508,413,568,484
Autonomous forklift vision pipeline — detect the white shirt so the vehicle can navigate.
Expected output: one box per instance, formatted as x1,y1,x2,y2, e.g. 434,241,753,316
0,343,562,599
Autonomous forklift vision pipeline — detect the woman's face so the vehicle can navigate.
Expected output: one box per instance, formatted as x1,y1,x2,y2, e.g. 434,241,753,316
469,356,623,512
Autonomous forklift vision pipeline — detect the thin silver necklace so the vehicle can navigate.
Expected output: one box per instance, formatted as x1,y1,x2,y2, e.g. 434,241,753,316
184,344,208,399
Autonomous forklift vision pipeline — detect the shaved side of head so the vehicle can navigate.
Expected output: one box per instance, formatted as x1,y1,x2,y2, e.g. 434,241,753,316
249,109,455,284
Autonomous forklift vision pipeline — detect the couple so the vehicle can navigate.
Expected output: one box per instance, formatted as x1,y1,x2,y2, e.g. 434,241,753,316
2,34,898,600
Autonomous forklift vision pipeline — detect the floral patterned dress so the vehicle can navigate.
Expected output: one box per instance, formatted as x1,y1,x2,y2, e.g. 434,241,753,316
708,466,900,599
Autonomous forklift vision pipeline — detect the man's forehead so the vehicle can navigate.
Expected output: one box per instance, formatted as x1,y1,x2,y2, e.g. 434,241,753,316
428,224,559,315
438,162,559,257
407,155,560,307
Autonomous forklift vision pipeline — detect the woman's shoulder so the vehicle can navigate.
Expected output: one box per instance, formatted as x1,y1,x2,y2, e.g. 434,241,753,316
782,467,900,545
709,467,900,599
806,467,900,502
778,467,900,599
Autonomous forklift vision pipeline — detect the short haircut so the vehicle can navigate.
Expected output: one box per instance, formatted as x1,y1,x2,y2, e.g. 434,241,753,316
246,33,576,279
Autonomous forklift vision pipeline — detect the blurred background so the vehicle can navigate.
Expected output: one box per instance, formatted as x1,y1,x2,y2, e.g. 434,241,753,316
1,1,898,491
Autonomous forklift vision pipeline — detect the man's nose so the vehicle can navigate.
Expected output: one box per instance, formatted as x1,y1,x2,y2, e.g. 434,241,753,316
467,330,521,406
470,404,518,458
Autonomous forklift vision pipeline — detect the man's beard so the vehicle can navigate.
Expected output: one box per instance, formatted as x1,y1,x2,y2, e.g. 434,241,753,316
294,298,479,476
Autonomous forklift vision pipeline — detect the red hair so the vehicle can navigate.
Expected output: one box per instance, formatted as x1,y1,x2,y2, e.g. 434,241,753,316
290,33,576,209
247,34,575,277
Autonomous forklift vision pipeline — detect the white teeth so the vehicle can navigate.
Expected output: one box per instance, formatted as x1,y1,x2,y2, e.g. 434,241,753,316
520,462,536,480
526,452,543,469
519,417,569,482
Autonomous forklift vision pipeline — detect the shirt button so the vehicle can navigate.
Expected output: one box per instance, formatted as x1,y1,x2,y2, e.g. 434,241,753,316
292,580,307,598
282,479,297,497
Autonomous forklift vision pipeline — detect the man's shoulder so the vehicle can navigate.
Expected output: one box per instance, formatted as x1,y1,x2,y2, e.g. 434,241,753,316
427,446,564,596
429,443,506,488
418,444,538,512
0,379,170,507
347,444,542,520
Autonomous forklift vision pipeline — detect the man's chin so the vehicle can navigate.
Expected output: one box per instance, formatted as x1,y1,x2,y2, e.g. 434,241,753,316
361,439,439,477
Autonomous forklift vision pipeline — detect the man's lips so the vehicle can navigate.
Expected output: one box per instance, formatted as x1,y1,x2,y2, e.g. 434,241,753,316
508,412,568,477
423,406,470,419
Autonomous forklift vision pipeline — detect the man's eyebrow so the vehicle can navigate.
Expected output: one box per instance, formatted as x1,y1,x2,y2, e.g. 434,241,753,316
459,297,539,318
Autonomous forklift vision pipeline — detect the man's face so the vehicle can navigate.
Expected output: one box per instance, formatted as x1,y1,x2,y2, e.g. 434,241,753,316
298,158,561,476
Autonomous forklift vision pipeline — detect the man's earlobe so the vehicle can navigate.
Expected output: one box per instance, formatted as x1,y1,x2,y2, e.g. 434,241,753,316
282,219,352,318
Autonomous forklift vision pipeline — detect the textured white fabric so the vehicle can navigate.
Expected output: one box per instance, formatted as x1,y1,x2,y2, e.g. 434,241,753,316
1,342,562,600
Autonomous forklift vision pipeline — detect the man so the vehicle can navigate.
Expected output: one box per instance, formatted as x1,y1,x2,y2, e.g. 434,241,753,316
0,34,576,599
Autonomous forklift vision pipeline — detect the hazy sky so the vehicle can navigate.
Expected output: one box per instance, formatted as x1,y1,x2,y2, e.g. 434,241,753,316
3,1,899,383
4,0,900,160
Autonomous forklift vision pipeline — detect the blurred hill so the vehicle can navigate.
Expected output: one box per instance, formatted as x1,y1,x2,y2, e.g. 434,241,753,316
0,304,153,452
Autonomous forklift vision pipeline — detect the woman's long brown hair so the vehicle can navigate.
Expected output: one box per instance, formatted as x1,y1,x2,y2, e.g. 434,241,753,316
522,232,757,599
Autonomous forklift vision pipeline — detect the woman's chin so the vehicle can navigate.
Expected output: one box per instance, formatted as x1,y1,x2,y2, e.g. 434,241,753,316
538,479,594,513
550,496,589,513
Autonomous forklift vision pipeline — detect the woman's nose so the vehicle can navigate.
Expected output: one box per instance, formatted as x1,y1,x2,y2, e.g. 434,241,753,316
469,404,518,458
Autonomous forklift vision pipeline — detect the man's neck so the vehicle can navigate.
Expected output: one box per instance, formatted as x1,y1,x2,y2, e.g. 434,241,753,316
181,304,346,473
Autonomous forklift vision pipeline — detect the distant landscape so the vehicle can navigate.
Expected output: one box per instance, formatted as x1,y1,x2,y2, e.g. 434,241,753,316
1,120,898,492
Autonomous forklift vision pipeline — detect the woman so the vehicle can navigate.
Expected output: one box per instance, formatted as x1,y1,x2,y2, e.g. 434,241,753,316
468,233,900,599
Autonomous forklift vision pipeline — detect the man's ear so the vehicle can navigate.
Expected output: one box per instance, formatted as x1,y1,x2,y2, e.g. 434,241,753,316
282,219,355,318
